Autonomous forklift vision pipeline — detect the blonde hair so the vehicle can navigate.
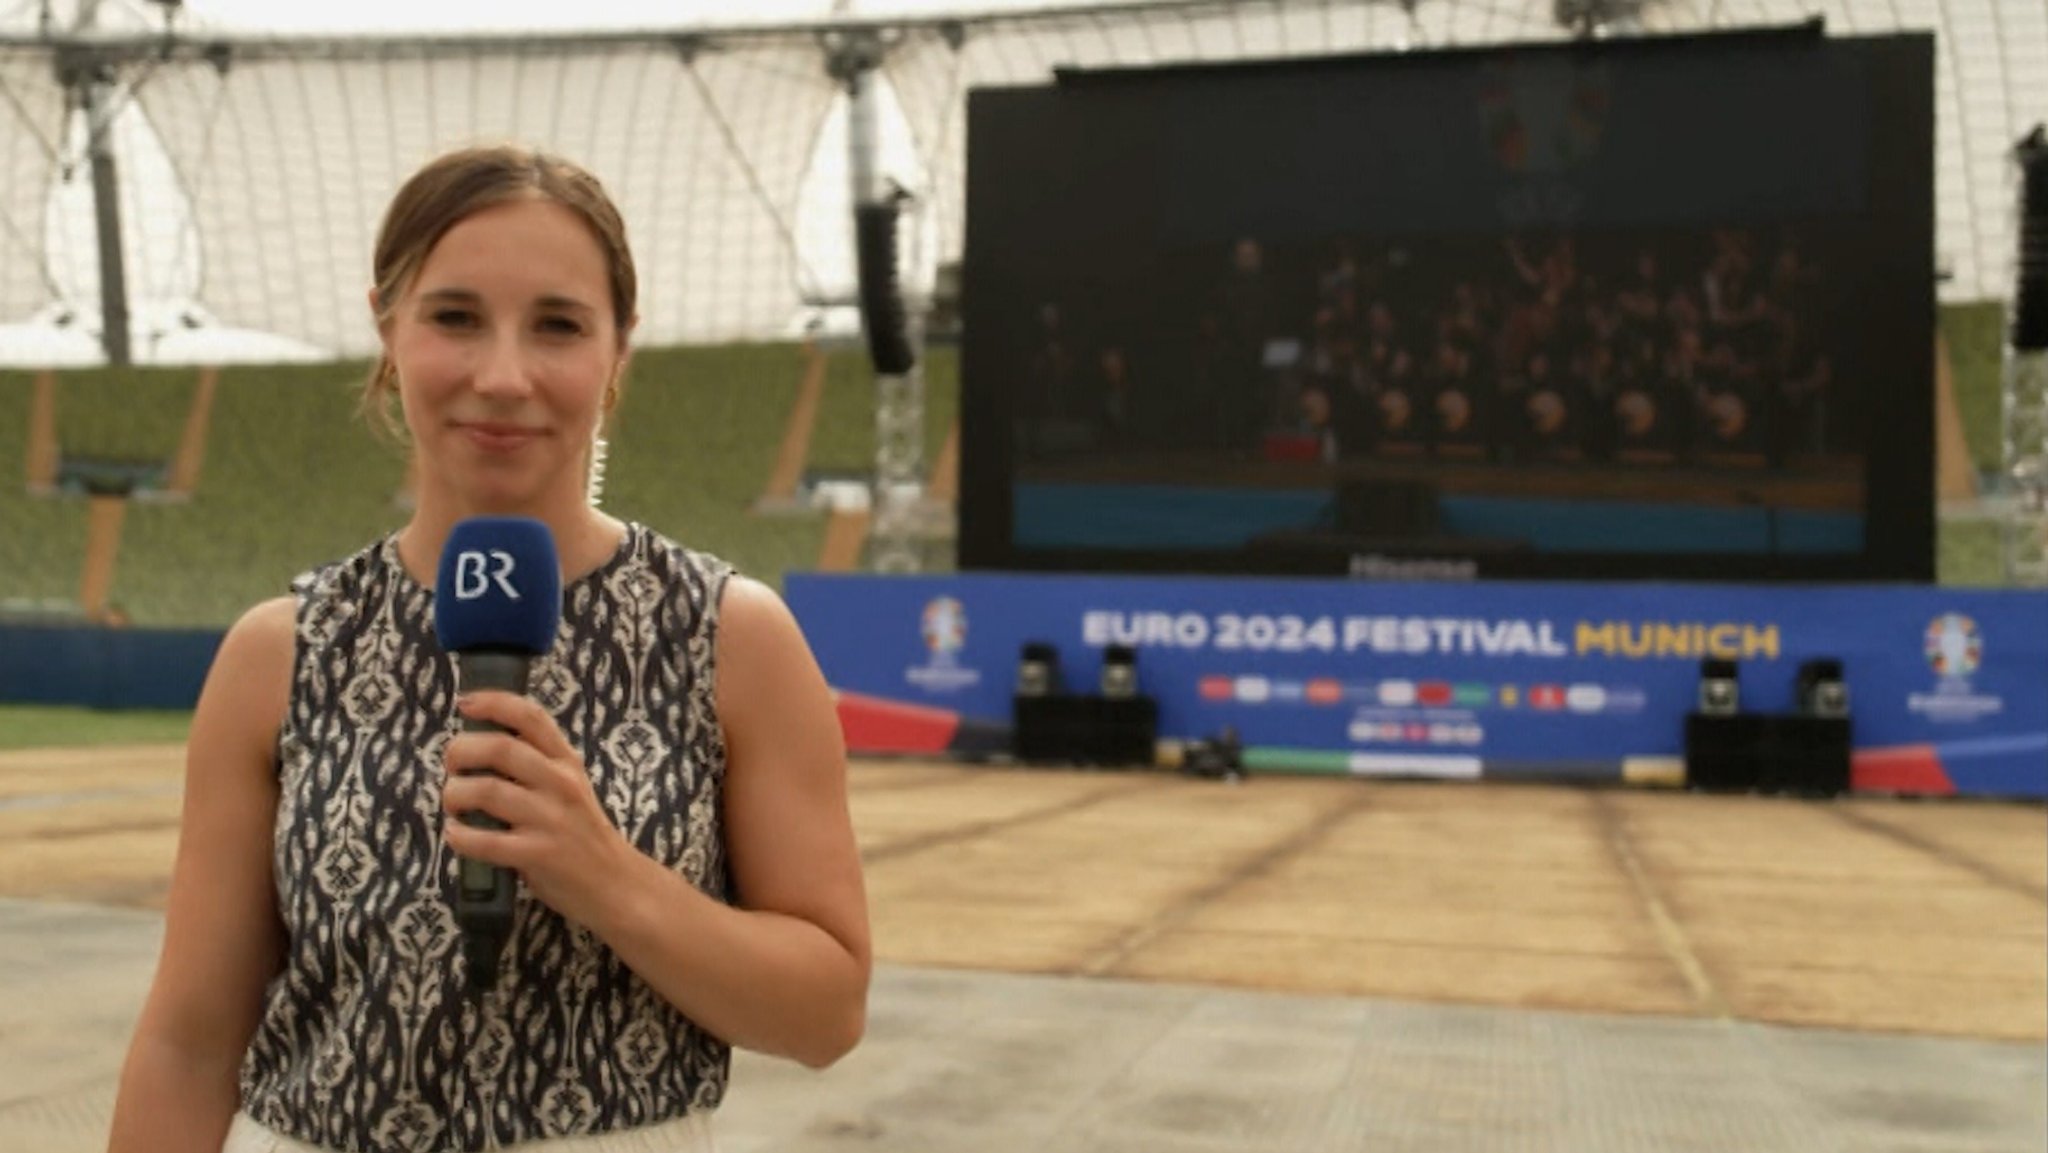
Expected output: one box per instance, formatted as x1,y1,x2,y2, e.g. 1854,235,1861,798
360,145,637,438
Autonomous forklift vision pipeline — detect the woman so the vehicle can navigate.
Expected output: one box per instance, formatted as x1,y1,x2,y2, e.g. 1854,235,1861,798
106,146,870,1153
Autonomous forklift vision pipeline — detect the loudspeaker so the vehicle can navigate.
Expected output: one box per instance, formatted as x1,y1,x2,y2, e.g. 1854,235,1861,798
1757,715,1852,796
2013,125,2048,352
854,203,917,375
1796,658,1849,718
1015,641,1061,698
1683,712,1764,791
1684,713,1851,797
1100,644,1138,699
1698,658,1740,716
1013,693,1157,765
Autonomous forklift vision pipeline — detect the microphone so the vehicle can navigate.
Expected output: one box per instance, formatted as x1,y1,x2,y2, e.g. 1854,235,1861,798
431,516,562,993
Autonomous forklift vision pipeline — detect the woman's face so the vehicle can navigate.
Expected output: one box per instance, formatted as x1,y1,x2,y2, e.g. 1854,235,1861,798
384,198,626,517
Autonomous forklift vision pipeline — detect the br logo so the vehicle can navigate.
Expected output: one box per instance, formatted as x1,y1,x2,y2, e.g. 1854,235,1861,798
454,550,522,600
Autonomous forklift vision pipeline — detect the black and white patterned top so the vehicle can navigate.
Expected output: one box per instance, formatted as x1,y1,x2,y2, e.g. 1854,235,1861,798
239,522,734,1153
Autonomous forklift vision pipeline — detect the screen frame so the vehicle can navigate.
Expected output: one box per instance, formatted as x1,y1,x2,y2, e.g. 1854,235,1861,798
958,27,1936,584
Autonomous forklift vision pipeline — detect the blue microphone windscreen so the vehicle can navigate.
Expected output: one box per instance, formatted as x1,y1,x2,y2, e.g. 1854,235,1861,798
432,517,564,655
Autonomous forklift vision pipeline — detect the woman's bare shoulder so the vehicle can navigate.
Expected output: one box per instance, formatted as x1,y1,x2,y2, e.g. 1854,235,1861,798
197,596,297,754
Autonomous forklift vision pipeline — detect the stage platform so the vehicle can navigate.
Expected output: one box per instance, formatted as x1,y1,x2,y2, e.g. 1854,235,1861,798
0,747,2041,1151
1021,451,1865,510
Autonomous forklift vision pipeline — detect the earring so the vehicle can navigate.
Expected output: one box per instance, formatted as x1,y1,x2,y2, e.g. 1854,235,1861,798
586,430,609,509
588,379,619,508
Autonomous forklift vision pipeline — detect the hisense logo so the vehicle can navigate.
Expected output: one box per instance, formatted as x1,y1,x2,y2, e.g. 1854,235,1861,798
1349,555,1478,581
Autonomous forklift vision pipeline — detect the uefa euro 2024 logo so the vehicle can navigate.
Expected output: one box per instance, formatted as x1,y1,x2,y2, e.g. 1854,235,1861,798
908,596,980,693
921,597,967,662
1910,612,2002,723
1924,613,1982,680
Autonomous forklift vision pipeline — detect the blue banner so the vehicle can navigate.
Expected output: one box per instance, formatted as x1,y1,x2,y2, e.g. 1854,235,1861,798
0,624,223,710
786,573,2048,798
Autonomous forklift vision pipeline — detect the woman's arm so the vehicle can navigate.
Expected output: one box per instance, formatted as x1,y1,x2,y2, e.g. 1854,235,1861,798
106,597,292,1153
606,575,869,1064
443,575,871,1068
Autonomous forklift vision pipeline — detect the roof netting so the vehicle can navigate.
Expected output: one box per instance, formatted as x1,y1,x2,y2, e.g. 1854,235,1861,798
128,42,839,356
0,45,68,335
0,0,2040,364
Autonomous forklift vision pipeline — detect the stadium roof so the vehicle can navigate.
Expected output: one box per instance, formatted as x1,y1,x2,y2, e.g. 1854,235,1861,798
0,0,2040,364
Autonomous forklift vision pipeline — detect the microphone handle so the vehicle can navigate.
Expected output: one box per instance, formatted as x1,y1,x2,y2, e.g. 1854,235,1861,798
451,650,532,988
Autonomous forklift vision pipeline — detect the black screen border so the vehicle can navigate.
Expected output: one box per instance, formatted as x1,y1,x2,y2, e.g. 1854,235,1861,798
958,27,1936,584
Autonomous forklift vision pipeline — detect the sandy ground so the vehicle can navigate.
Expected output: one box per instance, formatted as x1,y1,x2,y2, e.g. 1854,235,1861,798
2,745,2039,1042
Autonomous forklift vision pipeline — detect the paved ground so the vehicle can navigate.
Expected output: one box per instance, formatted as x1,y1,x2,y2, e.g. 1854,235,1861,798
0,747,2042,1150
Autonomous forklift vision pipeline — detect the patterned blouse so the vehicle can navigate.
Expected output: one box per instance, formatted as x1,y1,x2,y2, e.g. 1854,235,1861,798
239,522,734,1152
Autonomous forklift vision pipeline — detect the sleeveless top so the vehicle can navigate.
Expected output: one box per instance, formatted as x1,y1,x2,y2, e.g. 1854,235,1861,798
240,522,735,1153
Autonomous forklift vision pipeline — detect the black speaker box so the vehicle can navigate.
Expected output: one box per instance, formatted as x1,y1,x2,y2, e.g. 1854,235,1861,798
1763,715,1853,795
1684,712,1851,797
2013,128,2048,352
1683,713,1765,791
854,203,917,375
1013,693,1158,766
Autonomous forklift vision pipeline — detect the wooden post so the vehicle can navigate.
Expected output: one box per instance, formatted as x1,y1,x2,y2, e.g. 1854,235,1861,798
1934,328,1979,502
165,365,220,496
925,419,960,504
79,494,129,620
26,370,59,492
816,507,872,572
759,341,828,508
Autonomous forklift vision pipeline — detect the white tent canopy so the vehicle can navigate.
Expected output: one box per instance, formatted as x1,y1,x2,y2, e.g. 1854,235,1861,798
0,0,2040,366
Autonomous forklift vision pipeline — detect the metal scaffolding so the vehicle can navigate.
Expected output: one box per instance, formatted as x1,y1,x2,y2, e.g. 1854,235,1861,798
2003,127,2047,585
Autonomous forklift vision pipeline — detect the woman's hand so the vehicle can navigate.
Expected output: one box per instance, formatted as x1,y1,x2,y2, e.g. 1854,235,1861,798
440,691,631,924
